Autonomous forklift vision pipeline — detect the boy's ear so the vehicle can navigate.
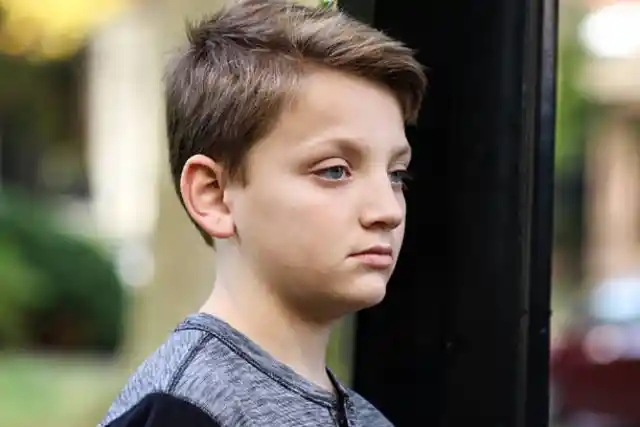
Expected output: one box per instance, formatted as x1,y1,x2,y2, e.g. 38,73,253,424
180,154,235,239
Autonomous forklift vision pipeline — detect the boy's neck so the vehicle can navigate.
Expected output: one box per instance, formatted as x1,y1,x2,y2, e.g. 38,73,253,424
200,278,336,392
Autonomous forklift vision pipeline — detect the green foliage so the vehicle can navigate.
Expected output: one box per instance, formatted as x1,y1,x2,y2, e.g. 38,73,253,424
555,11,593,176
553,8,595,251
0,190,125,353
0,242,46,344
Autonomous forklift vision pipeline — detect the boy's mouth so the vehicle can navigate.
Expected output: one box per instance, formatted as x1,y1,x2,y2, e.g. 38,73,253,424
350,245,394,269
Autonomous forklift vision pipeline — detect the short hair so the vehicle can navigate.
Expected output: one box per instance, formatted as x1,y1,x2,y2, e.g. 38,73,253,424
165,0,427,246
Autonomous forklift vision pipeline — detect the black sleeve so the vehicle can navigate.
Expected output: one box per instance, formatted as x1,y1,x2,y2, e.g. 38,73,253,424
104,392,222,427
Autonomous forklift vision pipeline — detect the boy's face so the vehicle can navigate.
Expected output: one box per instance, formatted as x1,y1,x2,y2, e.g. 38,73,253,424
226,69,411,320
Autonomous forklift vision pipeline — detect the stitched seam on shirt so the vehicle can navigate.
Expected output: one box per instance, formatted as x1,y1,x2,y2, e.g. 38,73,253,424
328,407,340,426
167,333,214,393
176,324,335,408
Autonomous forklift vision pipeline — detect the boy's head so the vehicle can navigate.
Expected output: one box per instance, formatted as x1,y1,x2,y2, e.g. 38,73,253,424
166,0,426,319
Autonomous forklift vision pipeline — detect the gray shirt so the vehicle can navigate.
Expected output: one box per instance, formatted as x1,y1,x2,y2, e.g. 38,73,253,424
99,313,392,427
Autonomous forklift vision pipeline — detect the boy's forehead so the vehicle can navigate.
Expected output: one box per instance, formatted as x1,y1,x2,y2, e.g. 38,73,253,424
268,69,409,153
296,68,402,113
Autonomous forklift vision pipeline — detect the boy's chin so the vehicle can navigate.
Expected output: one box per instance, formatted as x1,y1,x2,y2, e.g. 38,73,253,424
335,276,389,312
295,275,389,321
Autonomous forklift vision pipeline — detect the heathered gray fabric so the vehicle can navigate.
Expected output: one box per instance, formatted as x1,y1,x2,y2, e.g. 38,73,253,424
99,313,392,427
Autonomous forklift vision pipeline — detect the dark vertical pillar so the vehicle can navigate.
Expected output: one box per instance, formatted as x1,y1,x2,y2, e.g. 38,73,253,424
344,1,558,426
525,0,557,425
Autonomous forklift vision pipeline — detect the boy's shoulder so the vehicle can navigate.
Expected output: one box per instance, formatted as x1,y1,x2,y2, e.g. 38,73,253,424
99,314,393,427
97,326,226,427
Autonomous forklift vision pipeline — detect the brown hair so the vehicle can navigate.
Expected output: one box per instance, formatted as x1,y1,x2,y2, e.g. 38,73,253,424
165,0,427,246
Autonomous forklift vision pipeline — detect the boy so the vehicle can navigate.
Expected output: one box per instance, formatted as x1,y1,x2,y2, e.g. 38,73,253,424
99,0,426,426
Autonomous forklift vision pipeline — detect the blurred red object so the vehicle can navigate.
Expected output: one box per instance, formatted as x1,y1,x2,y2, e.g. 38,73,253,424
551,276,640,426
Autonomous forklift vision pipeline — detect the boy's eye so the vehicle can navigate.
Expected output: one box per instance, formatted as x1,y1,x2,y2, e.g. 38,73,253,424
389,170,412,188
315,165,350,180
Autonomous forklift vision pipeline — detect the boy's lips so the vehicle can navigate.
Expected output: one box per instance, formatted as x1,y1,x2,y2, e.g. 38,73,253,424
350,245,394,269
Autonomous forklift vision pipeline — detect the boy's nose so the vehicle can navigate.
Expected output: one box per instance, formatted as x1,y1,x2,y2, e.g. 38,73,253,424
358,179,404,230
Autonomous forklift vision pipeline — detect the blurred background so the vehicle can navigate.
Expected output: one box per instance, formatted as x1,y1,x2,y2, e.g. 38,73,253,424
0,0,638,426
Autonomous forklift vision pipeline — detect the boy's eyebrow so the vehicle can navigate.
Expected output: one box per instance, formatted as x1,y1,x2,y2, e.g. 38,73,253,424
312,137,412,161
392,144,412,161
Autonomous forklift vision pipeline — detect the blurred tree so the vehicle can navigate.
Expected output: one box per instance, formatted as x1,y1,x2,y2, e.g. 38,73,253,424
0,235,46,345
0,190,125,352
556,11,591,176
553,6,594,256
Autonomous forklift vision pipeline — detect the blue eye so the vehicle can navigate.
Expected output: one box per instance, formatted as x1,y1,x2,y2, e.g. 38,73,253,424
390,170,412,189
316,166,350,180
